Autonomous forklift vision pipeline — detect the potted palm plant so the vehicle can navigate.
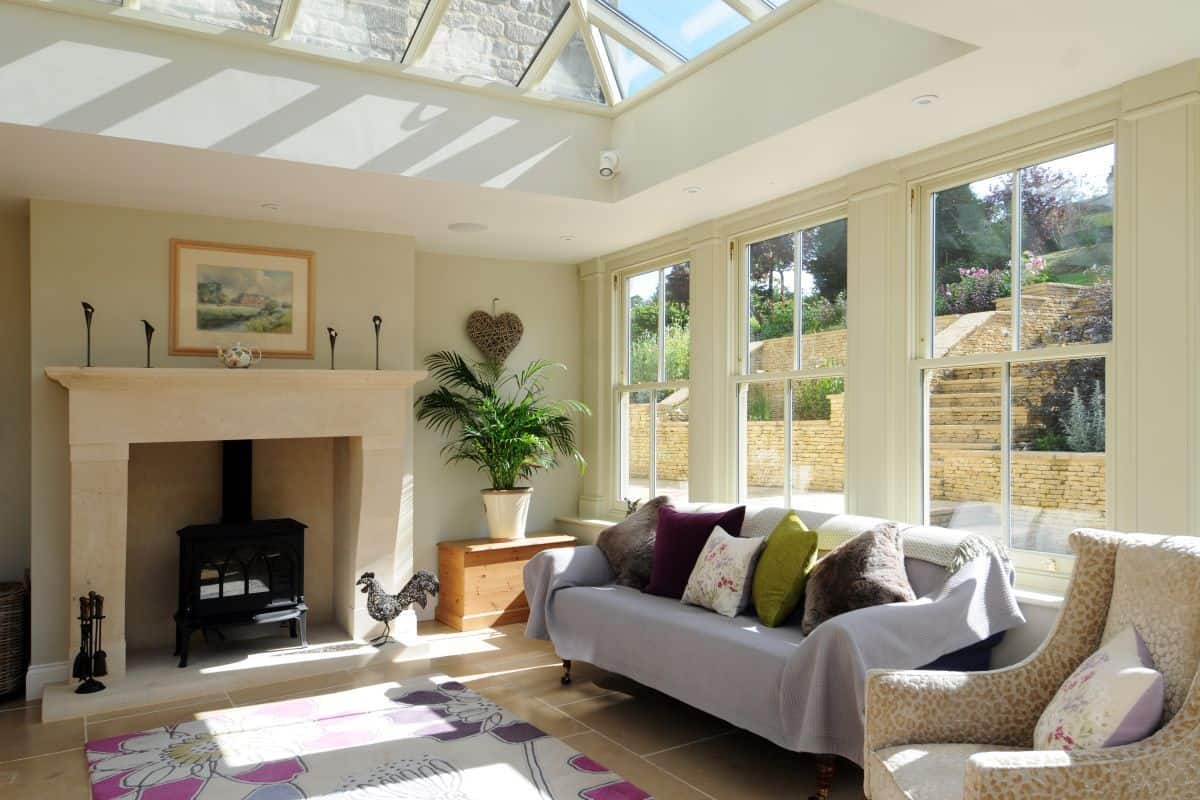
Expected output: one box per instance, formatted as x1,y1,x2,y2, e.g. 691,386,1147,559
415,351,590,539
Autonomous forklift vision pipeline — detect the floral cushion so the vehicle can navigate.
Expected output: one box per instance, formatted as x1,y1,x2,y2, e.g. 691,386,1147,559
1034,626,1164,751
681,526,765,617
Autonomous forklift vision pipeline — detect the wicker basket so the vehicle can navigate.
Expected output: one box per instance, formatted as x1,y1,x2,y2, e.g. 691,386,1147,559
0,582,27,696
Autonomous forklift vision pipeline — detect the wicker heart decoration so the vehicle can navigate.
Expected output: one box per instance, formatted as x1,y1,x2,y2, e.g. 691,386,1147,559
466,310,523,363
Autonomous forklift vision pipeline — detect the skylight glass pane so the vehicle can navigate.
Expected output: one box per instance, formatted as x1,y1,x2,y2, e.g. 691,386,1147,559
419,0,569,85
603,0,748,59
139,0,283,35
536,32,604,104
291,0,431,61
601,32,662,99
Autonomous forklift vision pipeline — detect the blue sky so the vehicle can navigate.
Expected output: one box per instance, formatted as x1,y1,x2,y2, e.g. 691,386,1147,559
605,1,754,96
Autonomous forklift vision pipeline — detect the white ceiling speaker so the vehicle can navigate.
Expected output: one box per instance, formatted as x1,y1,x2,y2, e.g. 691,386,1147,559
599,150,621,180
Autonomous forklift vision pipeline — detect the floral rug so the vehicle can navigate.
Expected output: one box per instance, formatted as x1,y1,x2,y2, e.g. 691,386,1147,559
86,676,649,799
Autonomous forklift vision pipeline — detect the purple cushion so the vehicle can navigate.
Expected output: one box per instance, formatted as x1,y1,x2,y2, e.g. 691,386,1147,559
644,506,746,599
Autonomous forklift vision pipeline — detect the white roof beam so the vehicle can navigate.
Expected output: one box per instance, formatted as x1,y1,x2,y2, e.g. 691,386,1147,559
571,0,620,105
722,0,772,21
402,0,451,65
588,1,684,74
518,10,575,90
122,0,140,8
272,0,302,39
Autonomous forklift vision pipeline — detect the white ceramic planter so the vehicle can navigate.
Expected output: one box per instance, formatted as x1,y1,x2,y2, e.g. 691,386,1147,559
481,488,533,539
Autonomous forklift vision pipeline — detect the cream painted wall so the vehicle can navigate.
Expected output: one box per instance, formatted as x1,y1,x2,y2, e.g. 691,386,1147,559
29,200,416,673
0,207,31,583
412,251,582,618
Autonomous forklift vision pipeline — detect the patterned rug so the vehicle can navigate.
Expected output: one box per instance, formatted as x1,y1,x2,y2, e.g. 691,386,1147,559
86,676,649,799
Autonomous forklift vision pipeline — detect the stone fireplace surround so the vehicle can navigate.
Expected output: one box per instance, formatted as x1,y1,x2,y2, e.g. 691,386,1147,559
43,366,425,718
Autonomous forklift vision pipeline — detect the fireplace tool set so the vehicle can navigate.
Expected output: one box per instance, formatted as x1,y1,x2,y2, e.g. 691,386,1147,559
73,591,107,694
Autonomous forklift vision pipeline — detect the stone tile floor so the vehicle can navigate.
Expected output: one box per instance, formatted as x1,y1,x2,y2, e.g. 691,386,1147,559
0,622,866,799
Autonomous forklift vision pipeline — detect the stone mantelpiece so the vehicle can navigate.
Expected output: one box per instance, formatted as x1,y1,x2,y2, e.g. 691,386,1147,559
45,367,425,685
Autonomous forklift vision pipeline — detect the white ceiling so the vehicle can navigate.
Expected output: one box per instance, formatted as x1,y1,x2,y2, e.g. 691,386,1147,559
2,0,1200,263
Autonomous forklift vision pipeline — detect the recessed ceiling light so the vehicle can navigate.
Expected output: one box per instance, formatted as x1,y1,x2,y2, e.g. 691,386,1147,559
912,94,939,107
260,201,280,211
683,185,703,194
560,234,576,242
448,222,488,233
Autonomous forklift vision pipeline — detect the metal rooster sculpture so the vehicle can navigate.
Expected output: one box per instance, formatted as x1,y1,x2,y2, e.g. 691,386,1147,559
357,570,439,646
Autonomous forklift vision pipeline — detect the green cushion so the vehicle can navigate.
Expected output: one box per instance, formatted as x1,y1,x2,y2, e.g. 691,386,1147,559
752,512,818,627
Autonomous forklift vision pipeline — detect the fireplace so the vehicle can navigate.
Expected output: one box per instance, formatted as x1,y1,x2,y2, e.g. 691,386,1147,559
174,440,308,668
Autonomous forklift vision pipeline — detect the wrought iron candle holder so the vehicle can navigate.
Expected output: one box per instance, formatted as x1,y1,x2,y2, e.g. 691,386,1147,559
327,327,338,370
141,320,155,368
73,591,107,694
81,302,95,367
372,315,383,370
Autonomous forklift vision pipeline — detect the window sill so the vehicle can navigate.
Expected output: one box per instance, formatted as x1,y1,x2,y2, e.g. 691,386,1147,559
1011,587,1065,610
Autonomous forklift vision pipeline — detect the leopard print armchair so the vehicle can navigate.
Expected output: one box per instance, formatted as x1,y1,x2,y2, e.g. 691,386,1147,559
862,529,1200,800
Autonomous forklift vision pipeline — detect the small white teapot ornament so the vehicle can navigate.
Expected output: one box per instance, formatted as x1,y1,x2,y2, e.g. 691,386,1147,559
216,342,262,369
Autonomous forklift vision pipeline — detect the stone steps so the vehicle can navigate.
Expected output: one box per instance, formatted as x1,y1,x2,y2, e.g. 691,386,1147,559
928,391,1000,408
925,423,1001,444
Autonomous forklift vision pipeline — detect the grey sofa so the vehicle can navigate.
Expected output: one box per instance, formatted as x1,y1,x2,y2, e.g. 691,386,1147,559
524,504,1025,798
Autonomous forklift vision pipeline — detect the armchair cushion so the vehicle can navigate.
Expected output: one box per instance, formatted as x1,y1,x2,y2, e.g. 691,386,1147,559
867,743,1023,800
1033,626,1163,751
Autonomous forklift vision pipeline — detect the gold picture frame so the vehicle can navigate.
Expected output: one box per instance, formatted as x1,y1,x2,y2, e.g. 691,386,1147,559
169,239,316,359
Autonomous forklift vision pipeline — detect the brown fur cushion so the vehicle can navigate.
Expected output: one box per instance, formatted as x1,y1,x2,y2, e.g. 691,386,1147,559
800,521,916,635
596,496,670,589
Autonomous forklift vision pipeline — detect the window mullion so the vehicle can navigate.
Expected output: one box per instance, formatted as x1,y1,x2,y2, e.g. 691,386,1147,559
1000,362,1012,549
648,391,658,498
658,268,667,382
783,380,793,506
1011,169,1023,351
793,230,803,371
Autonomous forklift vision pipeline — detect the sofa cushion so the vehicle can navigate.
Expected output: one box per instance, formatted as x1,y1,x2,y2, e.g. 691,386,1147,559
1034,626,1163,751
646,505,746,599
801,521,916,635
682,526,764,617
867,743,1023,800
596,495,670,590
752,512,819,627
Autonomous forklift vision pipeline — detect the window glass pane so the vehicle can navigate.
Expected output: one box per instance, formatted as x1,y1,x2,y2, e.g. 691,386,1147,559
536,32,604,104
926,365,1003,543
655,388,689,505
1019,145,1114,350
603,0,748,60
627,270,659,384
621,390,652,504
664,262,690,381
747,231,796,374
601,32,663,98
140,0,283,34
791,377,845,513
740,380,786,505
931,173,1013,357
291,0,430,61
1011,358,1106,554
799,218,848,370
419,0,568,84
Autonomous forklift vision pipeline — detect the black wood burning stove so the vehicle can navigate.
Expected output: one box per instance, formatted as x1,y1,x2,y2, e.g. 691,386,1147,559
174,440,308,668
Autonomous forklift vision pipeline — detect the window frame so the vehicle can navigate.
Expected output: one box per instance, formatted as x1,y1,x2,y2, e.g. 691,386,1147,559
910,130,1117,585
732,208,850,511
614,253,693,510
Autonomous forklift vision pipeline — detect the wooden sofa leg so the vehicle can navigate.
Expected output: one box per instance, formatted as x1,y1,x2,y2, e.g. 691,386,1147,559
808,754,836,800
561,659,572,685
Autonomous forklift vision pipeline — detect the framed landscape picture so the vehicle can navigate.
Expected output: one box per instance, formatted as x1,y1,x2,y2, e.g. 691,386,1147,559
170,239,315,358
